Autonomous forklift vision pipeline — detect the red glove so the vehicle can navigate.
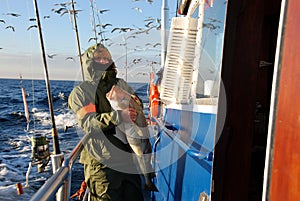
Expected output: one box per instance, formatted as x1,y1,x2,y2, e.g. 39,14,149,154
70,181,87,200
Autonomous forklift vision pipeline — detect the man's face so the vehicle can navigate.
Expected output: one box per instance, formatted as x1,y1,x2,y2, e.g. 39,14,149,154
93,48,111,64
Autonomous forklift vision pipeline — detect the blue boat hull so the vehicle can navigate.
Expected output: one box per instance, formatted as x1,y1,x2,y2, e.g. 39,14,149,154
153,108,216,201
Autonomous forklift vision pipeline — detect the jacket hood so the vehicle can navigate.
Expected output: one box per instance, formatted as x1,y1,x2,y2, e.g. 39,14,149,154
82,44,115,84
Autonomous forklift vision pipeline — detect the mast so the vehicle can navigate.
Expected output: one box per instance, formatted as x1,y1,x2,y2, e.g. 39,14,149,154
71,0,85,81
32,0,61,155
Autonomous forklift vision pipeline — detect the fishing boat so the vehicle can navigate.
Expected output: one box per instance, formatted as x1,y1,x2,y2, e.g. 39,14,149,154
27,0,300,200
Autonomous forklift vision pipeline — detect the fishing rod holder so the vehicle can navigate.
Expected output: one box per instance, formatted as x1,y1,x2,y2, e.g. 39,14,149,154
30,133,50,172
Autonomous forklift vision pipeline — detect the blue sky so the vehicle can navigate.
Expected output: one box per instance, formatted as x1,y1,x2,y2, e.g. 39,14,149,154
0,0,177,81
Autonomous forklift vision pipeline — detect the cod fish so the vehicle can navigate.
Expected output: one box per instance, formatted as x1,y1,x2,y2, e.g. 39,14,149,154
106,84,158,192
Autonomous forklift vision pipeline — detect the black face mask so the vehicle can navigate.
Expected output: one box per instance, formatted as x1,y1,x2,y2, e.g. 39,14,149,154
90,60,113,71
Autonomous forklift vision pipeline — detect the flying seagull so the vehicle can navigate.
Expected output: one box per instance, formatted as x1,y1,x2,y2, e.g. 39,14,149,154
153,42,161,48
6,12,21,17
88,37,97,43
0,19,6,23
54,2,73,7
27,25,37,31
111,27,134,33
51,7,67,14
5,25,15,32
66,57,75,62
132,7,143,13
47,54,57,59
132,58,142,64
96,23,112,29
98,9,110,14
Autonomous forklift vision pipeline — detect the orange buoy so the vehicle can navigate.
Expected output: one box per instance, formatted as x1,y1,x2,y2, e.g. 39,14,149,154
16,183,24,195
149,72,161,122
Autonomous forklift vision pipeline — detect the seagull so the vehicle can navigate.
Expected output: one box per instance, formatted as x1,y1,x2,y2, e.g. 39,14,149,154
153,43,161,48
132,58,142,64
5,25,15,32
97,30,107,35
88,37,97,43
208,17,222,24
60,10,70,16
27,25,37,30
132,7,143,13
145,21,154,28
0,19,5,23
98,9,110,14
29,18,36,21
61,9,82,17
51,7,67,14
54,2,72,7
96,23,112,29
134,26,154,34
111,27,134,33
203,23,220,30
126,35,137,39
43,15,50,19
136,72,149,76
6,12,21,17
66,57,75,62
47,54,57,59
100,38,111,43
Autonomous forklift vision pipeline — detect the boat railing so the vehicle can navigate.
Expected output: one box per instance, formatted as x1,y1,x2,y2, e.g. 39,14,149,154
30,133,89,201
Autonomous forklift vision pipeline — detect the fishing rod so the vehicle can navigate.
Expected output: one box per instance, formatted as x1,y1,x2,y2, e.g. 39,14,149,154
32,2,65,199
89,0,98,44
20,75,30,131
71,0,85,81
32,0,61,156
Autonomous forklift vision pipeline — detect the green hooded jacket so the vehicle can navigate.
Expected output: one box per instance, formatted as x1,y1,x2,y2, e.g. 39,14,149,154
68,44,137,169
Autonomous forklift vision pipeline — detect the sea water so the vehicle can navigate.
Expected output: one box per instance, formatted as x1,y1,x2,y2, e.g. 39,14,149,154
0,78,149,201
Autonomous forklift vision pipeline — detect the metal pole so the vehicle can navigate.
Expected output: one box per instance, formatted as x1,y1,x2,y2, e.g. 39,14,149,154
161,0,169,68
32,0,61,155
125,40,128,82
71,0,85,81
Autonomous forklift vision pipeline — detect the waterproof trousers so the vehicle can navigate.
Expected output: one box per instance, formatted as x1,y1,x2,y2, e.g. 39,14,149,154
84,163,144,201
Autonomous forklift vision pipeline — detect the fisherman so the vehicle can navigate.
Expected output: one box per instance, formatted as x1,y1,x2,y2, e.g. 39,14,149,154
68,44,145,201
